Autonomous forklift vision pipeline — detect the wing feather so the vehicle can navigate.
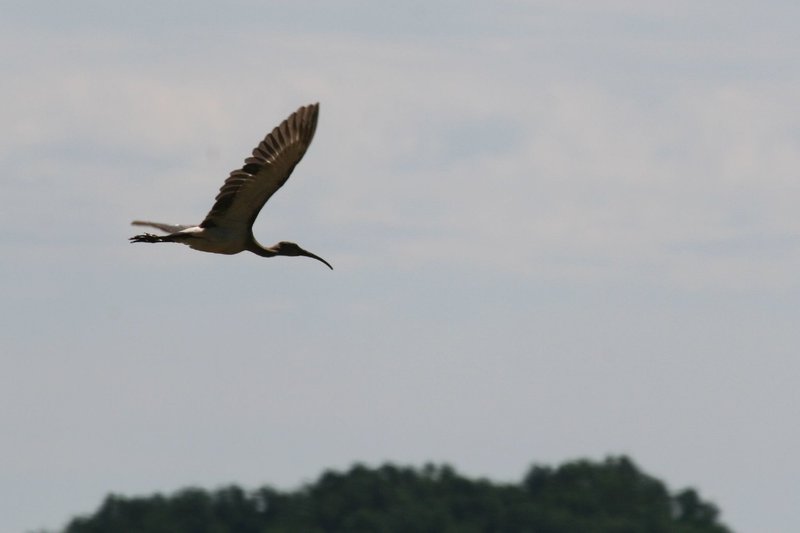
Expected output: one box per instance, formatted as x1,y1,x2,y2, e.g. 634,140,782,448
201,103,320,230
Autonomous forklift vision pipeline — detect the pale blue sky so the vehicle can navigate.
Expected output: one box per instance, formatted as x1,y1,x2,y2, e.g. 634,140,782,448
2,2,799,532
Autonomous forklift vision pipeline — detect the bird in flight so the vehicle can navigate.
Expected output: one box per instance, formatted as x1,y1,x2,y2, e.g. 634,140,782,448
130,103,332,269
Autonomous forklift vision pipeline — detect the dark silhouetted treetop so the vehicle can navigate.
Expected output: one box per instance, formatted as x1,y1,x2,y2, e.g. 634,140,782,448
60,456,733,533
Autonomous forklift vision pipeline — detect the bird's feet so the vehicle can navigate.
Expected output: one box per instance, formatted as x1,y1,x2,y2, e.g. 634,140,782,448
129,233,162,243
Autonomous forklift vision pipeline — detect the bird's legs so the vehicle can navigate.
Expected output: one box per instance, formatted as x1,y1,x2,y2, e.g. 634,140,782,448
130,233,173,243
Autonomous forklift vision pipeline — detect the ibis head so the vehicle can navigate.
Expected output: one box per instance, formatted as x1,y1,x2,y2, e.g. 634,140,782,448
269,241,333,270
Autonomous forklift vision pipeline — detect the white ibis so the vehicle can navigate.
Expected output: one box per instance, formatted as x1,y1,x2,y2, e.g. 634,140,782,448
130,103,332,269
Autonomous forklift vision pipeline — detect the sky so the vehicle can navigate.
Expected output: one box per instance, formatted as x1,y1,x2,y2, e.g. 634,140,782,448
1,1,799,532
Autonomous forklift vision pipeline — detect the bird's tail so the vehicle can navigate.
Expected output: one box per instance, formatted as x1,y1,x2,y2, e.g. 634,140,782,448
131,220,191,233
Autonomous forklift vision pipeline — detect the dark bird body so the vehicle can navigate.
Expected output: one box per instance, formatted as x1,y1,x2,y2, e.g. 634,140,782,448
130,103,332,269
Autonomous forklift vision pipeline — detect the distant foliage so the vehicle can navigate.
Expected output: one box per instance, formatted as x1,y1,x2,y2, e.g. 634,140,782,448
61,456,732,533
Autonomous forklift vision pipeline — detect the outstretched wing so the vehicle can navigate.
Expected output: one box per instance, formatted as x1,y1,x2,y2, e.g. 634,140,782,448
131,220,192,233
200,103,319,231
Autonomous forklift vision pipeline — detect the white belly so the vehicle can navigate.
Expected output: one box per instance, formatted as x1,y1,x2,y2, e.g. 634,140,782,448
178,226,248,255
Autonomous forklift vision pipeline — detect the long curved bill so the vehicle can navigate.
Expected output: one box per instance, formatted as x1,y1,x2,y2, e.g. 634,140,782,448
299,247,333,270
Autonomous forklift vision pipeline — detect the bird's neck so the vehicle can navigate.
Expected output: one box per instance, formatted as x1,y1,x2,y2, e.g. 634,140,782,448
246,238,278,257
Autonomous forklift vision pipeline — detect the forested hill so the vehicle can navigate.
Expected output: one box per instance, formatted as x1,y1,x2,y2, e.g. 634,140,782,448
60,456,732,533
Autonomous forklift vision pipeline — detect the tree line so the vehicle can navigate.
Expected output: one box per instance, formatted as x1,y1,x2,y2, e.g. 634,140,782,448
59,456,732,533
